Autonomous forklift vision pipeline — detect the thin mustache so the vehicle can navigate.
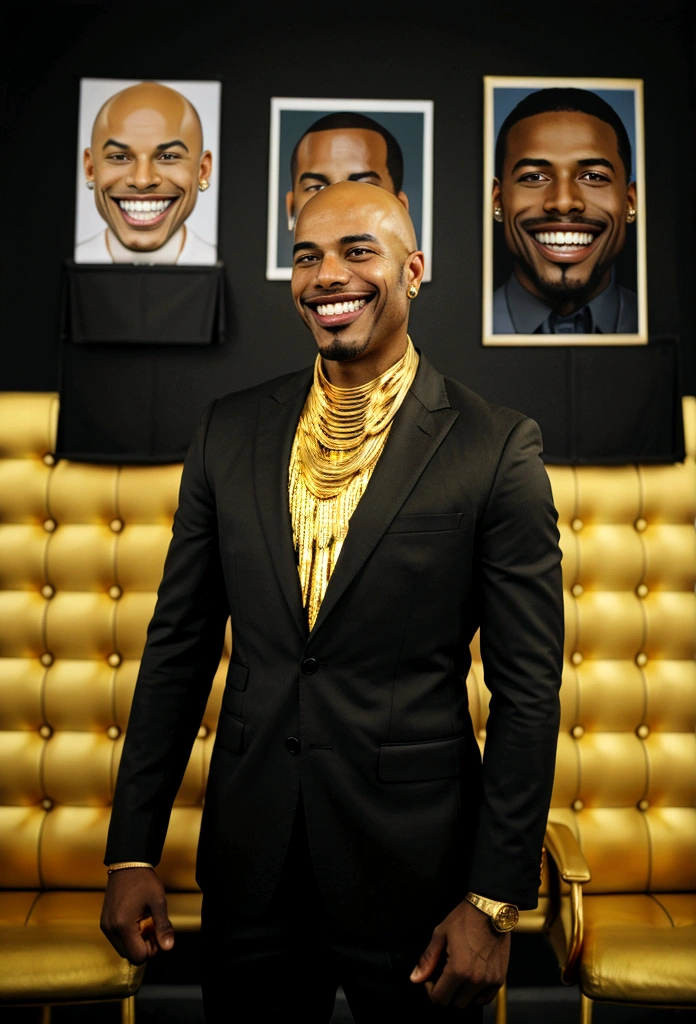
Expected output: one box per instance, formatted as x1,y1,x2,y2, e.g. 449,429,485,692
521,216,606,230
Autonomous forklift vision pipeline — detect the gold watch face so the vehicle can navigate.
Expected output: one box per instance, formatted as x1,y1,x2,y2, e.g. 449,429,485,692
493,904,519,932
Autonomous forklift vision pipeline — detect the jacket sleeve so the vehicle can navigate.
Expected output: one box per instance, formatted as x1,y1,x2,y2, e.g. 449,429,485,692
466,416,564,909
105,401,229,865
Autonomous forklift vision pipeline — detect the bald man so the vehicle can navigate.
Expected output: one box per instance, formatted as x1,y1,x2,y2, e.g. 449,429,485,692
76,82,215,264
102,182,563,1021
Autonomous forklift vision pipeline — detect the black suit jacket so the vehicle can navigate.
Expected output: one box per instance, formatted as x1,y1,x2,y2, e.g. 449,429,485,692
105,351,563,937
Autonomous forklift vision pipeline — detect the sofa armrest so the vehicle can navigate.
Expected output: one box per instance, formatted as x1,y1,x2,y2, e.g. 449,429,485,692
544,821,591,884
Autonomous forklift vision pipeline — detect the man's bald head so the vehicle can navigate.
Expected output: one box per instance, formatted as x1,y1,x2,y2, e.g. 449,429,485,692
296,180,418,255
84,81,212,254
91,82,203,156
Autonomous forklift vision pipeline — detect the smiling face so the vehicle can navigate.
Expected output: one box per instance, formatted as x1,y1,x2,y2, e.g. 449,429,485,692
291,181,423,383
493,110,636,313
83,83,212,252
286,128,409,229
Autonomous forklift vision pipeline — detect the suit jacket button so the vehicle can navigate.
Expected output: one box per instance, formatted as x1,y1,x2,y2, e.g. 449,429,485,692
285,736,301,755
301,657,318,675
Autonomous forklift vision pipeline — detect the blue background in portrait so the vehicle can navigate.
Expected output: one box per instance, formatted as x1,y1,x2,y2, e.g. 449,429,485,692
276,109,425,270
493,87,637,181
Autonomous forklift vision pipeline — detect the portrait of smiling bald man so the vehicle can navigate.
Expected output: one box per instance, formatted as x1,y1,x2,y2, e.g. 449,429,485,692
492,88,638,335
77,81,215,264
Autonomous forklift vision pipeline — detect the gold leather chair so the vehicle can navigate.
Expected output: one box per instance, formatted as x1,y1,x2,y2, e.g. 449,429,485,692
469,396,696,1021
0,393,227,1020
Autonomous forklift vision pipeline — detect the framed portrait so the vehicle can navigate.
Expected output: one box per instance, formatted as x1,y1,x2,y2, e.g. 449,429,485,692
74,78,221,266
482,76,647,346
266,97,434,282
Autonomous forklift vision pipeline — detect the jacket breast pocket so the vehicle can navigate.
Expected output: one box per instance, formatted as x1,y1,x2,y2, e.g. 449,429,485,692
216,686,245,754
386,513,462,534
378,734,467,783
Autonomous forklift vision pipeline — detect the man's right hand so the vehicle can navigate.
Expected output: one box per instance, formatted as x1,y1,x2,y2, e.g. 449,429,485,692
100,867,175,965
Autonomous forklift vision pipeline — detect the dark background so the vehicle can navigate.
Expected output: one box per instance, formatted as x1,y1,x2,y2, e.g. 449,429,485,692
2,2,694,410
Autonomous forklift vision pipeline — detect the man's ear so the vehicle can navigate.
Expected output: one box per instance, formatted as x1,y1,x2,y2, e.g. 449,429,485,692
397,190,409,212
285,191,296,232
83,148,94,181
492,179,503,221
406,250,425,292
627,181,637,220
199,150,213,183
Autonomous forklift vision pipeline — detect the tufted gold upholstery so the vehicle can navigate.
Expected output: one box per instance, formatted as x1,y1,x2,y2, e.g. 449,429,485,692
469,396,696,1019
1,391,694,1021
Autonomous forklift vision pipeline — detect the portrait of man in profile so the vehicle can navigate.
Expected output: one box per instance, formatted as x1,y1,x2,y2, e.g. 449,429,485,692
482,77,647,345
74,78,221,266
266,98,433,281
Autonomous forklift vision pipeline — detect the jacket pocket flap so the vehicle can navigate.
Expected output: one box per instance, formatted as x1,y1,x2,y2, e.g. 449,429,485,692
378,734,466,782
386,513,462,534
228,661,249,692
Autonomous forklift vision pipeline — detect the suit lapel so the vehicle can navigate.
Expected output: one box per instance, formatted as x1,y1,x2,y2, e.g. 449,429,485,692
310,353,459,637
254,366,313,641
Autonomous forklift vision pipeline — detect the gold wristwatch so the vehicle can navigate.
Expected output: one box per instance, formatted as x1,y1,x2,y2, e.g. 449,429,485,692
465,891,519,932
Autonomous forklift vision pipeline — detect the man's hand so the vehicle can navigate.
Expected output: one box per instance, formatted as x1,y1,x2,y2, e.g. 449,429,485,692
410,898,511,1008
100,867,175,965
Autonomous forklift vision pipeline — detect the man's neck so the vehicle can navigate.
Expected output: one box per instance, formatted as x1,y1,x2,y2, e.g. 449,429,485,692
106,226,186,265
320,335,409,389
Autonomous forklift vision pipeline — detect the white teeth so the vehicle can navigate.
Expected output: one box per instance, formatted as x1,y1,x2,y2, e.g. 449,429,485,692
118,199,172,221
315,298,367,316
534,230,594,246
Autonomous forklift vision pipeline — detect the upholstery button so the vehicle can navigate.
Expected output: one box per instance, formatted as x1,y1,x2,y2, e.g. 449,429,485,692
634,518,647,532
43,453,55,467
638,799,650,812
571,651,583,666
478,729,486,741
285,736,301,755
301,657,319,675
197,725,209,739
636,652,648,668
107,652,122,668
636,724,650,739
40,584,54,600
41,798,53,811
571,584,584,597
636,584,649,598
571,518,584,532
109,519,124,533
39,725,52,739
572,799,584,812
40,652,54,667
107,725,120,740
43,519,57,533
572,725,585,739
108,585,122,600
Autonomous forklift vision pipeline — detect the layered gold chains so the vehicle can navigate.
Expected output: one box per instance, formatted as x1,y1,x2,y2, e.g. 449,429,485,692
289,339,419,629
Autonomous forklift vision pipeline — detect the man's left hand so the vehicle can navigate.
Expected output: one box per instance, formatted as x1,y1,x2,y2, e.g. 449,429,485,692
410,898,511,1008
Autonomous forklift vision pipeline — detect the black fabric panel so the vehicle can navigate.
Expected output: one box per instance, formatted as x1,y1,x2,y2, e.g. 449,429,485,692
62,261,225,345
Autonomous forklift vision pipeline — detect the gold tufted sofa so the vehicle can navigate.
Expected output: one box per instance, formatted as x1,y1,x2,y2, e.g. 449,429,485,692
0,393,230,1019
469,395,696,1020
1,391,694,1022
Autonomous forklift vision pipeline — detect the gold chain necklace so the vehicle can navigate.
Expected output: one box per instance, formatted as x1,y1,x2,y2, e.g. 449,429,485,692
294,338,419,499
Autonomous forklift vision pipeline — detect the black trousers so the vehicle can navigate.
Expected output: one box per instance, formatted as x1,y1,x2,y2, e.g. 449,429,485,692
201,799,484,1023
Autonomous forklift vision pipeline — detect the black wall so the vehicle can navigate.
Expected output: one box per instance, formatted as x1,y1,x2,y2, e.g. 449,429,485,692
3,3,695,434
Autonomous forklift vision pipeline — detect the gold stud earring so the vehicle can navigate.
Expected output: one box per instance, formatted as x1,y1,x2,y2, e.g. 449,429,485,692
627,207,636,223
493,206,503,222
198,179,210,192
408,284,418,300
85,180,94,190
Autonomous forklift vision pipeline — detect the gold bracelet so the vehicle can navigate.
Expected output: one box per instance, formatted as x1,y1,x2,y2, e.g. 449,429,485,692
106,861,153,874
